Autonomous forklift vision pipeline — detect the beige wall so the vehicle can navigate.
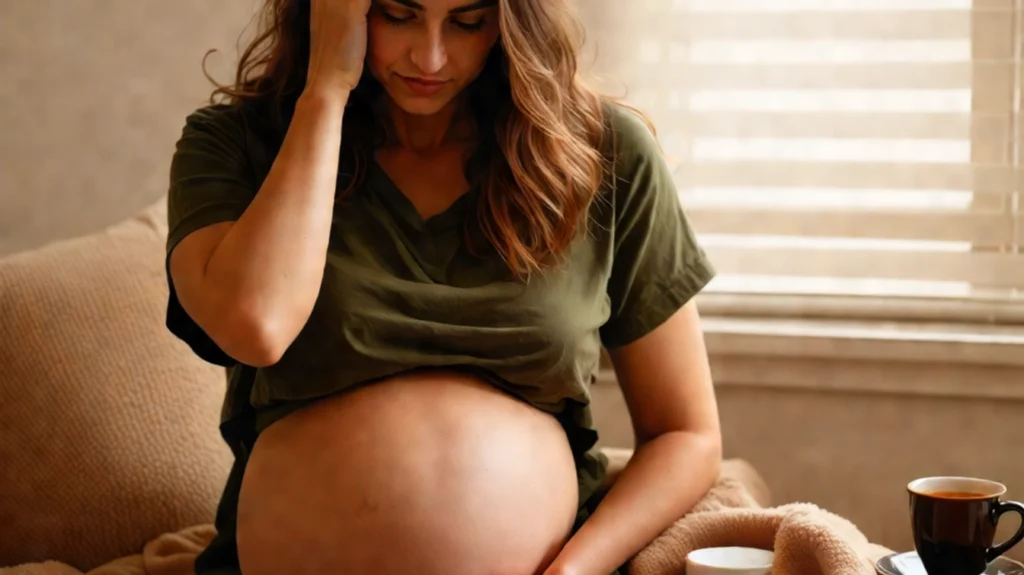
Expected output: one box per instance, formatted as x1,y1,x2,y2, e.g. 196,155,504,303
591,372,1024,561
0,0,257,257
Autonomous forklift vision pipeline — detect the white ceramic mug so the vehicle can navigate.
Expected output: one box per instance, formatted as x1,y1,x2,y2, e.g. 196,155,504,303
686,547,774,575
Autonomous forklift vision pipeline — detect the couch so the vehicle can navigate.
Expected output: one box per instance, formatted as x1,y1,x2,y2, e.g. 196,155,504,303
0,200,232,570
0,199,771,572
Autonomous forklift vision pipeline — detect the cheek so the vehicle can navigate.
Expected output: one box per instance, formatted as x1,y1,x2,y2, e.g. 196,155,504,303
452,32,500,75
367,21,403,74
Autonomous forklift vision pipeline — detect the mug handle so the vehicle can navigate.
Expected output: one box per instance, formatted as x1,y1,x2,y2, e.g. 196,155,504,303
987,500,1024,562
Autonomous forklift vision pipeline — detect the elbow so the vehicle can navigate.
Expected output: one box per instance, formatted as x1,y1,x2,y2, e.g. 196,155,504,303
231,338,287,369
636,424,721,456
646,427,722,476
699,428,724,474
172,263,303,367
215,307,295,368
706,428,723,463
706,433,723,476
681,428,722,469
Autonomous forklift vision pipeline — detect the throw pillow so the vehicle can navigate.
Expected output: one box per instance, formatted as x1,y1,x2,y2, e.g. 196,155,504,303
0,199,231,570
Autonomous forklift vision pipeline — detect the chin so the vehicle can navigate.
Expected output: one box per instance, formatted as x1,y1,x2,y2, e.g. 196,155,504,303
374,74,458,116
387,90,458,116
391,96,453,116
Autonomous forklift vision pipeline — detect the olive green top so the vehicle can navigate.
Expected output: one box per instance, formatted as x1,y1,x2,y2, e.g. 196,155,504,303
164,98,714,573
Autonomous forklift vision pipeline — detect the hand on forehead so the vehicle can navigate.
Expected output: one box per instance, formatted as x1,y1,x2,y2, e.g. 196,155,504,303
375,0,498,14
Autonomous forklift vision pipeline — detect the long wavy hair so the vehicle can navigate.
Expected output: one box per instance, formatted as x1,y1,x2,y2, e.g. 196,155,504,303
206,0,623,277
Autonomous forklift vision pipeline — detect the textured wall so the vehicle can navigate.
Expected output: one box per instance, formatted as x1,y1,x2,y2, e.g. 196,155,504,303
0,0,259,256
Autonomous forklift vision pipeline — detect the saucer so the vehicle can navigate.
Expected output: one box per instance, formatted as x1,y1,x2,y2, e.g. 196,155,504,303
876,552,1024,575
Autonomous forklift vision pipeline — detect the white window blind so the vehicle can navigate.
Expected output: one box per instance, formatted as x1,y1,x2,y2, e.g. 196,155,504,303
580,0,1024,324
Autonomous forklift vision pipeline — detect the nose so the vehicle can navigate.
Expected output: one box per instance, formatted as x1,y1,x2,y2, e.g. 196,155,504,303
409,27,447,75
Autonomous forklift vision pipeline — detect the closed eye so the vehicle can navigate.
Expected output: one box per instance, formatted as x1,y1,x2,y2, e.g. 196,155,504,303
452,17,487,32
380,9,415,24
375,1,490,32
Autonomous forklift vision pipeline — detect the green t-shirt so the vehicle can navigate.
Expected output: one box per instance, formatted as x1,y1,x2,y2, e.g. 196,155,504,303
165,98,715,573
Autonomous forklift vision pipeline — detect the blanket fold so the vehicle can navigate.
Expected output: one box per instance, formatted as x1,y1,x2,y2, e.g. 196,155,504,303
628,459,894,575
0,459,892,575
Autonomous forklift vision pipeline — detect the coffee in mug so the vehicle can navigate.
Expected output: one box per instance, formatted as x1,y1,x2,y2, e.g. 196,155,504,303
908,477,1024,575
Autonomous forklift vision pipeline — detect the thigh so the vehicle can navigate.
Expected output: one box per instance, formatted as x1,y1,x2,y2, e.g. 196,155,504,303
194,452,244,575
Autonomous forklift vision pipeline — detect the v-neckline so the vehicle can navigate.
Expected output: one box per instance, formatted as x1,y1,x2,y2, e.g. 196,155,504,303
368,158,478,235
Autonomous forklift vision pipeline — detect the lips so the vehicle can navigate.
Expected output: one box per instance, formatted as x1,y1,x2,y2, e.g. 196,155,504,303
398,75,450,97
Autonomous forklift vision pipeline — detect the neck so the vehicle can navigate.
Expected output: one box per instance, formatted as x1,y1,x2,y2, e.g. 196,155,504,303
384,96,475,153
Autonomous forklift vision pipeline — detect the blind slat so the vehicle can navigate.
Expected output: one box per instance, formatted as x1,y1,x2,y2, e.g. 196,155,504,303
687,207,1013,246
592,62,1002,92
610,63,1015,100
705,247,1024,288
676,162,1013,195
669,62,980,90
678,10,972,40
673,111,977,139
696,292,1024,324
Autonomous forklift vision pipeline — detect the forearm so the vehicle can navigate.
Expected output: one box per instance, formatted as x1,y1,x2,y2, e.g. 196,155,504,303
203,88,348,339
550,431,721,575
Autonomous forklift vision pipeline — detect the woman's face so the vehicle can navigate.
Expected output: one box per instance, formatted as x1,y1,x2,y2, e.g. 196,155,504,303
367,0,502,116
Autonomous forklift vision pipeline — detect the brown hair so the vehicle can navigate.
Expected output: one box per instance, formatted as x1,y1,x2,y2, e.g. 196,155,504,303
206,0,620,277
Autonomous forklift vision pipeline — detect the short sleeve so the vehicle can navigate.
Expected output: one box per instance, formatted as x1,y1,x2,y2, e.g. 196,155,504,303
599,105,716,349
165,105,257,367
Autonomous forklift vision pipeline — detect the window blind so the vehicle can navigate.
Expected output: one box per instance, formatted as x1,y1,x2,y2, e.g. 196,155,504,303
579,0,1024,324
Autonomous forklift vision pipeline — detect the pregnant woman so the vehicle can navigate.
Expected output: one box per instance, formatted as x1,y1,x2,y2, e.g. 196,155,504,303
165,0,722,573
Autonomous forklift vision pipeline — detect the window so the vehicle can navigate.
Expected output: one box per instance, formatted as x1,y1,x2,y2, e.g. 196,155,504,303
580,0,1023,325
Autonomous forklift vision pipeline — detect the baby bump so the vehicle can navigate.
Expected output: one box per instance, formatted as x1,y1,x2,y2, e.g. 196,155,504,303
236,371,580,575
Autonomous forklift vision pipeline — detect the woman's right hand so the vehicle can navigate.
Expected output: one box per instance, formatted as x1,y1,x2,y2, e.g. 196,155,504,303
306,0,372,96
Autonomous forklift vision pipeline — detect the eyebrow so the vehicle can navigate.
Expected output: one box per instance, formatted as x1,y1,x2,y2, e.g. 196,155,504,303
387,0,498,15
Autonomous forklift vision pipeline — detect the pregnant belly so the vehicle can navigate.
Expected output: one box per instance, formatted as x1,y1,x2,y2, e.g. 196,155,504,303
236,371,580,575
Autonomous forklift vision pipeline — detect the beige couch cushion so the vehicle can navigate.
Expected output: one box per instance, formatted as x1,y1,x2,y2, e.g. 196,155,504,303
0,200,232,570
